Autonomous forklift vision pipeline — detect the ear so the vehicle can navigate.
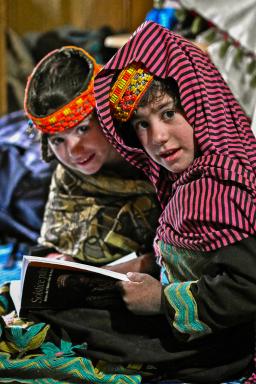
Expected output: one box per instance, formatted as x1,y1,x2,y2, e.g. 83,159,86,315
41,134,56,162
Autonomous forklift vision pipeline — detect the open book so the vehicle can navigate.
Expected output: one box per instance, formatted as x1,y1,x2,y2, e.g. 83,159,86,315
10,255,130,317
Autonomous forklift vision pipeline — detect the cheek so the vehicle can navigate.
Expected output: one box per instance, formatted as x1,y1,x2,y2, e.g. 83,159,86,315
48,142,57,155
135,130,148,147
186,129,194,150
95,133,112,152
49,144,65,161
177,120,194,147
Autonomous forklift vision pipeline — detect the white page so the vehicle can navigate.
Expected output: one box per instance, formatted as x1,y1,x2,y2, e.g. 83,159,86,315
22,255,130,282
9,280,22,316
107,251,137,266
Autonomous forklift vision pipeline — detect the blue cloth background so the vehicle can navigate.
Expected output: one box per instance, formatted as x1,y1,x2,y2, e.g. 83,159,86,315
0,243,21,285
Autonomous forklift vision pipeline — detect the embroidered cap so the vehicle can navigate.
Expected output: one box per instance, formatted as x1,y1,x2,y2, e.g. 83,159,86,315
110,62,153,122
24,46,102,134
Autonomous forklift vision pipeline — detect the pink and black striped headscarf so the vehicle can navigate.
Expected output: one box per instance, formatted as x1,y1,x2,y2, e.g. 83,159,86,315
95,21,256,252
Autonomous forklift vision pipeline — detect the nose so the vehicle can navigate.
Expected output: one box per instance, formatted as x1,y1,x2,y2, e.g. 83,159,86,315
66,137,83,160
151,121,168,145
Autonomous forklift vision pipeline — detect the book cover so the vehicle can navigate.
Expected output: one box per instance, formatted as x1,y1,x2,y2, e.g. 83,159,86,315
10,255,129,317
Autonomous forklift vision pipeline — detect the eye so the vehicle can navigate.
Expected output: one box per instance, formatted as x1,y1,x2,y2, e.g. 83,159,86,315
77,124,89,134
49,136,65,146
133,120,149,131
162,110,175,120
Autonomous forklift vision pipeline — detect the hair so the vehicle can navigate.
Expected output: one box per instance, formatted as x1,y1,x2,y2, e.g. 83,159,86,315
115,76,182,148
140,76,180,109
27,49,92,161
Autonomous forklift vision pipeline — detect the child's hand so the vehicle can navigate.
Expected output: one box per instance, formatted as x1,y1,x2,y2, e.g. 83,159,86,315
46,253,75,262
117,272,163,315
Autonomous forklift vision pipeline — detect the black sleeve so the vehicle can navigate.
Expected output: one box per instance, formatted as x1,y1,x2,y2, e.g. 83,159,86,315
162,236,256,338
28,244,57,257
191,235,256,330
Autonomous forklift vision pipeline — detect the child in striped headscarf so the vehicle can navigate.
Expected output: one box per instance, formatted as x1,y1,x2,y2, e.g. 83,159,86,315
24,45,160,267
94,21,256,383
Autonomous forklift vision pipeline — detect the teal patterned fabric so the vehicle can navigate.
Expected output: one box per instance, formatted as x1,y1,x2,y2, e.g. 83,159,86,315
0,353,142,383
164,281,210,335
0,283,252,384
158,241,211,283
158,241,211,337
0,283,142,383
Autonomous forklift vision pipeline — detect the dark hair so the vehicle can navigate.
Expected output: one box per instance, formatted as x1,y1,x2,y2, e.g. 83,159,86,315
116,76,181,148
27,51,91,117
139,76,181,110
27,49,92,161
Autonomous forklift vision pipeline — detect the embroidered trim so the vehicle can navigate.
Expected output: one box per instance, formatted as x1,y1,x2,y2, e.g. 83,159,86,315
164,281,211,335
24,46,102,134
110,62,153,122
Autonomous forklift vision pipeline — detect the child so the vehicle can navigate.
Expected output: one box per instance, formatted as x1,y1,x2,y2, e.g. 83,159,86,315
93,21,256,382
0,45,161,384
24,45,160,270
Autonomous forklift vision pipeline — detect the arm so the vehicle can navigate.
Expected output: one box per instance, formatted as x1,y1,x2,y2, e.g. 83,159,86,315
162,236,256,339
107,252,163,315
117,236,256,328
117,272,163,315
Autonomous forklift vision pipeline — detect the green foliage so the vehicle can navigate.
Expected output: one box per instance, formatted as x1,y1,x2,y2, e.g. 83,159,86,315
247,59,256,74
219,40,232,58
250,72,256,88
233,47,244,68
175,8,188,23
191,16,204,35
204,28,217,44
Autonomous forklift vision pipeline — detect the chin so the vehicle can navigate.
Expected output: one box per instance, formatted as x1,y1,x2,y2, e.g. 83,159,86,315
79,165,103,175
163,163,188,174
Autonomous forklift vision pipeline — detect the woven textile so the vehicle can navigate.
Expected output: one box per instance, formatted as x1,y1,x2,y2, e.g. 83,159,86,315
94,21,256,253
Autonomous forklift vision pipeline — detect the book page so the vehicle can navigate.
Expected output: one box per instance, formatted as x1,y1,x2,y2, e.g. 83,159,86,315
22,255,130,284
107,251,137,266
9,280,22,316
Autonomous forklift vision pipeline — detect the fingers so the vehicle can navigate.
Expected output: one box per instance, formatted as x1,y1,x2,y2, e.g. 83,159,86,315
46,253,63,259
46,253,74,262
116,273,163,315
117,273,155,293
126,272,147,282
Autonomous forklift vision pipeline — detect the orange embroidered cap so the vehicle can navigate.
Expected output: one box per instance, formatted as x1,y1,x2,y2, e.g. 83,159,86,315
24,46,102,134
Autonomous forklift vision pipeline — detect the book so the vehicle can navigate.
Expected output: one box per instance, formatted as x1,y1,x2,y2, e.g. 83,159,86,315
10,255,130,317
106,251,137,265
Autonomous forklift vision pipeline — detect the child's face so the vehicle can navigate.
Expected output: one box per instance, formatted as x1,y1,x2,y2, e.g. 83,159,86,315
131,93,195,174
48,114,119,175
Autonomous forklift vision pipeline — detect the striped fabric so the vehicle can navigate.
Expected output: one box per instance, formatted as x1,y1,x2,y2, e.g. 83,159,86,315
164,281,211,335
94,21,256,252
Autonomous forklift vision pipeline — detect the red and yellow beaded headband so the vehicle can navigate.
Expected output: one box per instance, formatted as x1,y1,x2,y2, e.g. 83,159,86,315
24,46,102,134
109,62,153,122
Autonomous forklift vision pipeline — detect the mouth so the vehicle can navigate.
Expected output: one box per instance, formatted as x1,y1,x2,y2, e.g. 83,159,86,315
76,153,95,166
159,148,180,160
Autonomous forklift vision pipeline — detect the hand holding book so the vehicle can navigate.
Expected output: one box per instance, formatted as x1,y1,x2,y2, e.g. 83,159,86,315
10,255,130,317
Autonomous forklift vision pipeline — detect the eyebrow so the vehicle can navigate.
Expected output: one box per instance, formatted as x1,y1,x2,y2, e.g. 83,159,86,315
157,100,175,110
132,99,175,121
78,119,91,125
48,134,62,140
48,131,66,139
